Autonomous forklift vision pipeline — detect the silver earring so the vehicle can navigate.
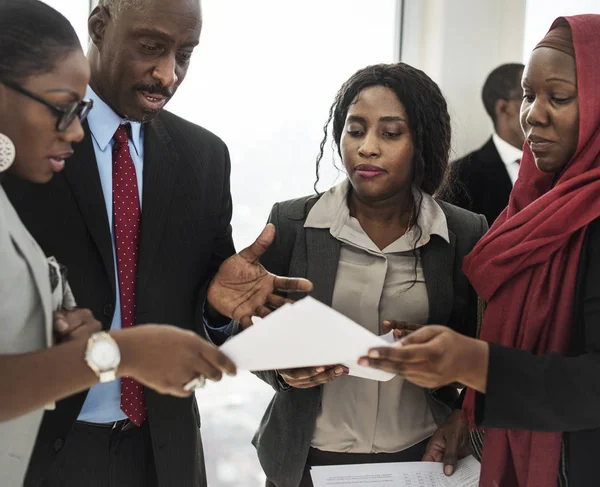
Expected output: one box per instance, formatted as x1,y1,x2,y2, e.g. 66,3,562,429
0,133,15,172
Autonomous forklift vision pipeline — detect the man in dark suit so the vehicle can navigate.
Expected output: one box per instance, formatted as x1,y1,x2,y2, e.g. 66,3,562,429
444,63,525,226
2,0,310,486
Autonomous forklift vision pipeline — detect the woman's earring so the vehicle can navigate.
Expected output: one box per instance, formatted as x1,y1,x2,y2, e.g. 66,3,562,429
0,133,15,172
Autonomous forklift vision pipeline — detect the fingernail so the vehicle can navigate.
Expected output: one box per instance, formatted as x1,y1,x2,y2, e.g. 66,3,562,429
316,367,325,373
334,367,343,376
368,350,380,358
444,465,453,476
358,358,368,366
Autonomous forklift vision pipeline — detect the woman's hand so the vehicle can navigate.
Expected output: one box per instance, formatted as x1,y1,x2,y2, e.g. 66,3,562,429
114,325,237,398
381,320,423,340
359,325,489,392
278,365,349,389
423,409,471,476
53,308,101,343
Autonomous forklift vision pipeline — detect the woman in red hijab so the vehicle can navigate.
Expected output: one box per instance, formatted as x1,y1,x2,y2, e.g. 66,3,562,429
358,14,600,487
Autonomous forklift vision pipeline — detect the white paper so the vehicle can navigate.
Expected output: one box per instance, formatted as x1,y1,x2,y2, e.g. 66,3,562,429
220,296,396,381
310,456,480,487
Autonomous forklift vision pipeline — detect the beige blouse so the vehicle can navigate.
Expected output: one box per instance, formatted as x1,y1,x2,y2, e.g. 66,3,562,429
306,180,449,453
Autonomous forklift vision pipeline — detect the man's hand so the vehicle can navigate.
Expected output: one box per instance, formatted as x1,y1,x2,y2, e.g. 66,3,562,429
278,365,348,389
207,224,313,328
423,409,471,476
53,309,102,343
115,325,237,398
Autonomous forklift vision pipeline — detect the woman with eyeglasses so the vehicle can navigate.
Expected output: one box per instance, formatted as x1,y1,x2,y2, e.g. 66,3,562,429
0,1,236,484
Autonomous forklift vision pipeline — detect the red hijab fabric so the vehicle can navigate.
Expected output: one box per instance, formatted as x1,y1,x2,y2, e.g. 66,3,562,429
462,14,600,487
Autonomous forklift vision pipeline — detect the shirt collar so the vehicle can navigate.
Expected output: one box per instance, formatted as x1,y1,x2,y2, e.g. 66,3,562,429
492,133,523,167
305,179,450,251
85,86,143,156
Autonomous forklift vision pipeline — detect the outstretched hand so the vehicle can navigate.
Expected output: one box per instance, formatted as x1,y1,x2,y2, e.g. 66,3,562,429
359,325,489,392
207,224,313,328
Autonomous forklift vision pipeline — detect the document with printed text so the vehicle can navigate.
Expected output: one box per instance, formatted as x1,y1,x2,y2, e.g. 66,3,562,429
310,456,481,487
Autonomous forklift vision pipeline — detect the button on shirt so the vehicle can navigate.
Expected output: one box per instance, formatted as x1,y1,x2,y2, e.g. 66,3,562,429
307,180,449,453
78,86,144,423
492,133,523,186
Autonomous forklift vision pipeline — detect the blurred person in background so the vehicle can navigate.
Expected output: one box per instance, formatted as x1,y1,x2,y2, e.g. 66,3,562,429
442,63,525,226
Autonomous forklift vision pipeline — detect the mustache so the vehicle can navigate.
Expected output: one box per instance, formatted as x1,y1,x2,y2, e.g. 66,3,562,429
135,84,174,98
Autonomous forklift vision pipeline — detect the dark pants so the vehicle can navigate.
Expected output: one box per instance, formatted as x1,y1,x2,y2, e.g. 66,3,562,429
266,438,429,487
41,420,158,487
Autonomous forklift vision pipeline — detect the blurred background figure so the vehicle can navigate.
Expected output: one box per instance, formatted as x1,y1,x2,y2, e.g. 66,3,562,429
441,63,525,226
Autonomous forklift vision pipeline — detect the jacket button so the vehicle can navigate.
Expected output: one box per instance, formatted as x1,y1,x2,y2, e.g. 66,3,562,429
103,304,114,317
53,438,64,452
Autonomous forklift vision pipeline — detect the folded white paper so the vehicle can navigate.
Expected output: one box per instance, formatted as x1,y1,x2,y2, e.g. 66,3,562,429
220,296,395,381
310,455,481,487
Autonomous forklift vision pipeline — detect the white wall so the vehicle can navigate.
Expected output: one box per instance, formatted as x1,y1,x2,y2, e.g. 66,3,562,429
401,0,526,159
523,0,600,59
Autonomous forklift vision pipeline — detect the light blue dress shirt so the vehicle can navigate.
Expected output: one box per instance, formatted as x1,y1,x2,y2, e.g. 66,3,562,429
78,86,145,423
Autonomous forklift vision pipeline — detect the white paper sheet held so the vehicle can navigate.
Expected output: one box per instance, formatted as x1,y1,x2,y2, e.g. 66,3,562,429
310,455,480,487
219,296,396,381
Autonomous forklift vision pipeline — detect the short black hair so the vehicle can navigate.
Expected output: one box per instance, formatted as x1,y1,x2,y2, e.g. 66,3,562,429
481,63,525,126
0,0,81,83
315,63,451,196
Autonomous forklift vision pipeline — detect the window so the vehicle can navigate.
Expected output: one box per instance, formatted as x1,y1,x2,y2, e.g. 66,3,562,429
169,0,400,249
170,2,400,485
523,0,600,59
40,0,90,49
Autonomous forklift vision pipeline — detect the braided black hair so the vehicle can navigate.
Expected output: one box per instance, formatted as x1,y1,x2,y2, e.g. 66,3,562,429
0,0,81,83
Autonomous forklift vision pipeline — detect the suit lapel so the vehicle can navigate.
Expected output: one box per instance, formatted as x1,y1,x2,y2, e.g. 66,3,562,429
136,115,180,296
3,195,53,346
304,227,341,306
421,230,456,324
63,123,115,291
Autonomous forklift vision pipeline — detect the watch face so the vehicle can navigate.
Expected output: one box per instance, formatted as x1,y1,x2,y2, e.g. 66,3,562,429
90,341,118,369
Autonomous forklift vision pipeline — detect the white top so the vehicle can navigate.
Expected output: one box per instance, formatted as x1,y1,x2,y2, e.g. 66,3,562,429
492,133,523,185
305,180,448,453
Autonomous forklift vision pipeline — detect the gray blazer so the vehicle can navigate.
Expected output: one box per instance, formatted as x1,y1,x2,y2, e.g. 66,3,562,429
252,195,488,487
0,186,54,487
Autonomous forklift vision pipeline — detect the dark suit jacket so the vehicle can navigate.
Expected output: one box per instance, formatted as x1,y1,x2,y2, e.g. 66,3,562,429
2,110,236,487
476,217,600,487
446,137,513,227
250,195,487,487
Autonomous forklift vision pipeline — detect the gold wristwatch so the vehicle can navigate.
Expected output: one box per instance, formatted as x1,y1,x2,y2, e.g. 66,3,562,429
84,332,121,383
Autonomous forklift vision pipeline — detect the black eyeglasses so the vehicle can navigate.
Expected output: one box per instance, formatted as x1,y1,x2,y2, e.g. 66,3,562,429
1,79,93,132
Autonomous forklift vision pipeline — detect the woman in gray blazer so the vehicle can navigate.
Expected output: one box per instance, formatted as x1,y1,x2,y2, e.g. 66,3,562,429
0,2,240,484
253,64,487,487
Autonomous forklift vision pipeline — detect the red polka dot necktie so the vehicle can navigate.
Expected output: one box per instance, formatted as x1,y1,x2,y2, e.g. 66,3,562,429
112,124,147,426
